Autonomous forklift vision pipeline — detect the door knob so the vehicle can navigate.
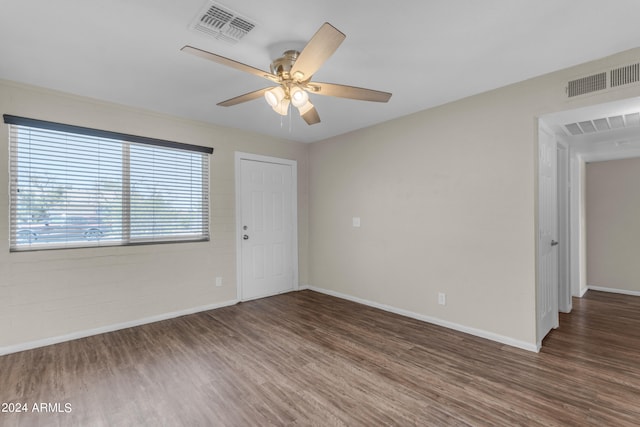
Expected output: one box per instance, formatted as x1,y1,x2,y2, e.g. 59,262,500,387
551,240,559,246
243,235,249,240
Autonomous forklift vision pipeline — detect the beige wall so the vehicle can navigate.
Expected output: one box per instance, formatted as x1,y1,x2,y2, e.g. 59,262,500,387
5,47,640,353
0,80,309,350
586,157,640,292
308,48,640,348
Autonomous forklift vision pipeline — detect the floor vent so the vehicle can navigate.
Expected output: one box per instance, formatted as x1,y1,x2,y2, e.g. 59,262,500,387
567,72,607,97
191,1,256,44
610,63,640,88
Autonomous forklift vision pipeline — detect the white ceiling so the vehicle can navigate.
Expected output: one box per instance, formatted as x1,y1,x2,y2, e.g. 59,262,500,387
2,0,640,143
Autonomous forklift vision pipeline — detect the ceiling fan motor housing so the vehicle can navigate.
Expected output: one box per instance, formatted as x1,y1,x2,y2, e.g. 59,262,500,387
270,50,300,79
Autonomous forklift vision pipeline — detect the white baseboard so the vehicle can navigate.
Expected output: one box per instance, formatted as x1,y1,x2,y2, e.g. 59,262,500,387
3,287,545,356
306,286,539,353
588,285,640,297
0,299,239,356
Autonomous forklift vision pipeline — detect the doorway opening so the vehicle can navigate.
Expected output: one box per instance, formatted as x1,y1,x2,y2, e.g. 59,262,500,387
537,95,640,346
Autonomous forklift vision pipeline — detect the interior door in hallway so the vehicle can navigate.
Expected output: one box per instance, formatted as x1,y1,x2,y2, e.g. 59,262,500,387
537,122,560,344
239,158,295,301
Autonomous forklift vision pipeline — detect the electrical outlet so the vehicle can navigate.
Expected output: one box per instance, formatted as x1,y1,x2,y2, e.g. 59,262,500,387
438,292,446,306
352,217,361,228
215,277,223,287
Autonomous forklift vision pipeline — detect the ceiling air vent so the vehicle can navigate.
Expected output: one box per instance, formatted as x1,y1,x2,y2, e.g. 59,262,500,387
610,63,640,88
564,112,640,136
564,123,583,136
567,72,606,97
609,115,625,129
191,1,255,44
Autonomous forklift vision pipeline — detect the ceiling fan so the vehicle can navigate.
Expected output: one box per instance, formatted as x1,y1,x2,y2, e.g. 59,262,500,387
181,22,392,125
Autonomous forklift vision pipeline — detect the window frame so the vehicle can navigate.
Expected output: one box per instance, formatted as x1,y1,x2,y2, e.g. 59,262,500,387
4,114,214,252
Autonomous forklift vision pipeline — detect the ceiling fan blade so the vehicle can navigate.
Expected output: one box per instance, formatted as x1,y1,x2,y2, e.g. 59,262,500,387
301,106,321,125
308,82,392,103
181,46,279,83
291,23,346,81
217,87,272,107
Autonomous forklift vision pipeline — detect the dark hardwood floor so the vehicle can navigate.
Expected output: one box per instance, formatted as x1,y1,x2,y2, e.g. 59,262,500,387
1,290,639,426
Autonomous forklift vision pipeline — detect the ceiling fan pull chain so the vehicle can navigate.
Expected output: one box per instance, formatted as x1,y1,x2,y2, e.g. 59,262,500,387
289,102,293,133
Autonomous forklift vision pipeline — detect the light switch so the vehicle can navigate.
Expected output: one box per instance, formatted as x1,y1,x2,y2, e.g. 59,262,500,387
352,217,361,228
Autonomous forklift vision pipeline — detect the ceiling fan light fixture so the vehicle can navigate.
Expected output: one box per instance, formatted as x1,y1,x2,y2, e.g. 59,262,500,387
264,86,285,107
272,98,290,116
290,87,309,108
298,100,314,115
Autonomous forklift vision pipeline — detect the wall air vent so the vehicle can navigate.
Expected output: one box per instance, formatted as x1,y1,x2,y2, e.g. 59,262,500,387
566,62,640,98
567,72,607,97
191,1,255,44
610,63,640,88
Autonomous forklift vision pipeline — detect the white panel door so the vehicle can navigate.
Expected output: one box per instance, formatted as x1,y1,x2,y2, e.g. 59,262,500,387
240,159,294,301
537,123,559,343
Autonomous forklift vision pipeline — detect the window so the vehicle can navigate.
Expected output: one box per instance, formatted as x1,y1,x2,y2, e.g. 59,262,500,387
4,115,213,251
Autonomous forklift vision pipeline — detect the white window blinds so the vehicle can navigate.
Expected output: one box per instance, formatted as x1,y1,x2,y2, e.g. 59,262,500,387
4,115,212,251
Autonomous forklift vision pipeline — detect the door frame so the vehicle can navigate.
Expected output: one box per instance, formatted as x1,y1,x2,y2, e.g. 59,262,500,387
234,152,298,301
557,139,572,313
536,120,560,347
